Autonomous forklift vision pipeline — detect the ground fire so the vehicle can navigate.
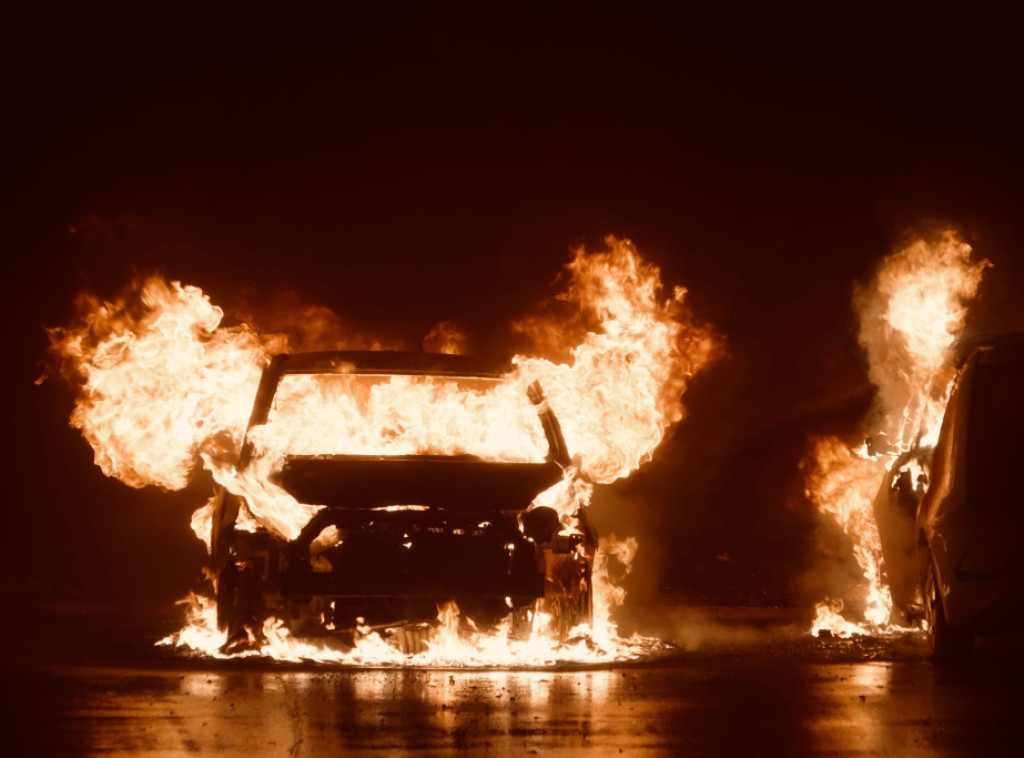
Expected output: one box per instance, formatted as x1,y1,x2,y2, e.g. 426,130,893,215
44,238,716,665
803,230,989,637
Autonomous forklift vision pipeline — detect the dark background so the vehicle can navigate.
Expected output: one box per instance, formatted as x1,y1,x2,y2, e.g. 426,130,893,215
5,7,1023,613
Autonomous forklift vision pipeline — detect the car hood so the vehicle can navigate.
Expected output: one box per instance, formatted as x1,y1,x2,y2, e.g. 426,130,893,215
273,455,564,512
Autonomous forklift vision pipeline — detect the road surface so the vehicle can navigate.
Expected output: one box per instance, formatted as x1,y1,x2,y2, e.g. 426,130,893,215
3,603,1018,756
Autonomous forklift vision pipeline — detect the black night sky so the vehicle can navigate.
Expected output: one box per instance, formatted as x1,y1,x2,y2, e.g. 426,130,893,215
5,7,1024,612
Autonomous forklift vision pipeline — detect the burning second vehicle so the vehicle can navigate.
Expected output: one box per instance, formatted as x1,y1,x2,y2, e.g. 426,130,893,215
876,333,1024,660
210,351,596,652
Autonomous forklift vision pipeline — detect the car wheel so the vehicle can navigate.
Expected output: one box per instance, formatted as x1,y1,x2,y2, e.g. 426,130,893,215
924,559,972,664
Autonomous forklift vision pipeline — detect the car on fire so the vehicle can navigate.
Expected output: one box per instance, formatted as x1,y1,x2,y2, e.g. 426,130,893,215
209,351,595,652
879,333,1024,661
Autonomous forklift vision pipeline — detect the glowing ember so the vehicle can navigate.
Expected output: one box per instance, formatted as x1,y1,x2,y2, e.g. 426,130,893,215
805,230,989,636
48,237,716,665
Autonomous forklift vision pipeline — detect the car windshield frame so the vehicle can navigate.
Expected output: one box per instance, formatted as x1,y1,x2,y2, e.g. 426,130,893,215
238,351,559,466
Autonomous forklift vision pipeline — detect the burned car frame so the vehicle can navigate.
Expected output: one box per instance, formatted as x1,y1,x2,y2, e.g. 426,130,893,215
209,351,596,651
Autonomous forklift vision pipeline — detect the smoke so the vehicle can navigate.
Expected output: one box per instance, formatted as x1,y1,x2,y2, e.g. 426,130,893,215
232,287,409,353
613,603,806,653
422,319,470,354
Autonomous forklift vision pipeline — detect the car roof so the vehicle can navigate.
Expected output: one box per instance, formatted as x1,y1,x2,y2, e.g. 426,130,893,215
266,350,512,378
952,332,1024,366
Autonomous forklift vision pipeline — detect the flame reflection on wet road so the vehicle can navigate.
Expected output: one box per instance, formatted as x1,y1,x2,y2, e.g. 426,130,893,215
7,654,1018,756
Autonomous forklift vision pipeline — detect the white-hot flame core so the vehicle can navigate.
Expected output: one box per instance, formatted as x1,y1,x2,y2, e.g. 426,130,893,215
256,373,548,461
807,230,988,636
51,238,716,665
856,230,990,450
47,277,275,489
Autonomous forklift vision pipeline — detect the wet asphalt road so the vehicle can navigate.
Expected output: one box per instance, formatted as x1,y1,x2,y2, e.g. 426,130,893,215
3,603,1019,756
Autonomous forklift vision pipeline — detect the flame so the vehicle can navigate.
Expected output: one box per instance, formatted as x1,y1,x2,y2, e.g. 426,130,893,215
252,373,548,461
45,277,278,489
517,241,715,483
50,238,715,665
855,230,989,449
803,438,890,633
806,230,988,636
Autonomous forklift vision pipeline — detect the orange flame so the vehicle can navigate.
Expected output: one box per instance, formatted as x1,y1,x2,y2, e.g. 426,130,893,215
46,277,278,489
518,240,715,483
855,230,989,449
803,437,890,635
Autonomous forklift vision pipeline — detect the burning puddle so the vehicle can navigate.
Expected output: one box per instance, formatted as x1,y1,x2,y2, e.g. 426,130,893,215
45,238,716,668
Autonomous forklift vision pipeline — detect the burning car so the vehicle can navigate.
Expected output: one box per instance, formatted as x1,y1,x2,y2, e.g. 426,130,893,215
884,334,1024,660
209,351,596,652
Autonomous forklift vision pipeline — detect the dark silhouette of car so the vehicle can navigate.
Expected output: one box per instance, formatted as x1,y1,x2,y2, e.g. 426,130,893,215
209,351,595,652
883,334,1024,661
